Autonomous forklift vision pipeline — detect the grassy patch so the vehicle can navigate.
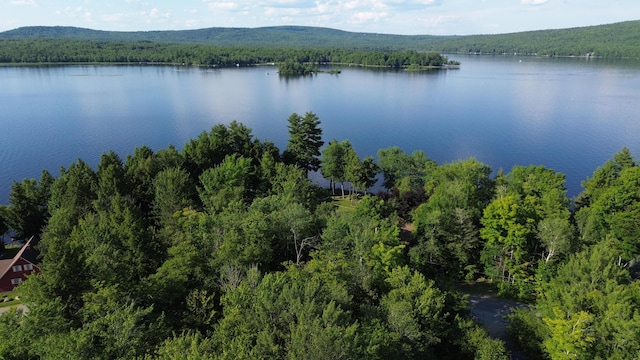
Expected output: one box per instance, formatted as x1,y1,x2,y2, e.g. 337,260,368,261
332,196,359,213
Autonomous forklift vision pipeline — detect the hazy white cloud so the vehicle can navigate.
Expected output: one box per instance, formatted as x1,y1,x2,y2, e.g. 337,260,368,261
267,0,316,8
203,0,434,15
144,7,171,24
98,5,171,28
208,2,240,11
57,6,87,19
3,0,640,35
424,14,460,26
83,10,92,23
264,6,302,17
343,1,365,11
386,0,438,5
184,19,199,27
149,8,171,19
9,0,37,5
350,11,389,24
102,13,128,22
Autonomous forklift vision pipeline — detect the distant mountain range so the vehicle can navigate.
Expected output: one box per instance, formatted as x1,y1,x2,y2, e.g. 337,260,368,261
1,20,639,58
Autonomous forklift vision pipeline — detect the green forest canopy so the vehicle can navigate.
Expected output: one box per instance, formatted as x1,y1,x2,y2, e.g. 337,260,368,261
0,114,639,359
0,38,456,68
2,20,640,57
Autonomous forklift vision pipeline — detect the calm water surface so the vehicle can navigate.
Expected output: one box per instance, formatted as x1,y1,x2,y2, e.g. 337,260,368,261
1,56,639,203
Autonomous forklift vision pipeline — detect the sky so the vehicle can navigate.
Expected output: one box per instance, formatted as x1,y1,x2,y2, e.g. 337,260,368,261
1,0,638,36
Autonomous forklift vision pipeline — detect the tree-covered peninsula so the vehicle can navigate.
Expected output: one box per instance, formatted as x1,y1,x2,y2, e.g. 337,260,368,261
0,114,639,359
0,37,457,70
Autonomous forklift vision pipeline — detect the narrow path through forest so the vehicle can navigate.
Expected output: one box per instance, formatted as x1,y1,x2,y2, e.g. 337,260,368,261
403,223,529,359
467,293,529,360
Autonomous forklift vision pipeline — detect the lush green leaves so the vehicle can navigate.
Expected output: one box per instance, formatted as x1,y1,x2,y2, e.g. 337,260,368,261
321,139,347,196
2,120,639,360
0,36,456,68
411,158,493,279
576,148,640,259
378,146,435,192
198,155,251,212
479,165,572,299
537,239,640,359
277,59,317,75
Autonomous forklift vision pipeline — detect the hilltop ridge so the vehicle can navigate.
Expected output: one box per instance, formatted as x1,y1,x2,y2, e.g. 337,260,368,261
1,20,639,57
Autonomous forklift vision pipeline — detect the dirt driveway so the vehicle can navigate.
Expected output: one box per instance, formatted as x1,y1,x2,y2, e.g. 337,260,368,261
467,293,530,359
468,294,527,338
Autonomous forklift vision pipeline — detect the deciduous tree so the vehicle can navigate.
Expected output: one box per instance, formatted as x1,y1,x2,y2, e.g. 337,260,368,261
538,239,640,359
377,146,435,193
321,139,346,196
198,154,251,213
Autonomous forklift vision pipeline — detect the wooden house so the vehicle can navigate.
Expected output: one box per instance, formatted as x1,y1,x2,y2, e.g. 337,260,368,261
0,237,40,292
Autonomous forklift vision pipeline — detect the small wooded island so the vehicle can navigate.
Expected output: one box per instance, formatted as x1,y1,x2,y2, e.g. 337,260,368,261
1,111,639,359
277,51,459,75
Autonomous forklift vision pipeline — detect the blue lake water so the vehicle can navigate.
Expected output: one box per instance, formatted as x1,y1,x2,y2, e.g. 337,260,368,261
1,56,640,204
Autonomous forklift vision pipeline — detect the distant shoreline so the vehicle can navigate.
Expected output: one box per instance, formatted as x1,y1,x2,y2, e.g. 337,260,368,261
0,61,461,69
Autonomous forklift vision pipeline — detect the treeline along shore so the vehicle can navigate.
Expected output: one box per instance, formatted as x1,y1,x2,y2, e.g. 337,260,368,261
0,38,457,70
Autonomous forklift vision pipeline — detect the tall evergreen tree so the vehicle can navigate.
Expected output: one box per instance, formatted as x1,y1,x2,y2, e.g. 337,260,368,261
0,206,8,248
152,167,194,227
284,112,324,177
125,145,161,213
7,169,53,239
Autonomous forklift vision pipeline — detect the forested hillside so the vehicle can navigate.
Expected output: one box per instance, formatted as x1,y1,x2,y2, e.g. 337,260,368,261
2,20,640,57
0,112,639,359
0,39,456,68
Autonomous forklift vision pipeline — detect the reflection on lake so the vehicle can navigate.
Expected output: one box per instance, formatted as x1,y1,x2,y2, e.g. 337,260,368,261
1,56,640,203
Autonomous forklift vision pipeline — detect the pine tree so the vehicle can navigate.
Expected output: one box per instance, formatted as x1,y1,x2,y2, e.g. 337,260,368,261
284,112,324,177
